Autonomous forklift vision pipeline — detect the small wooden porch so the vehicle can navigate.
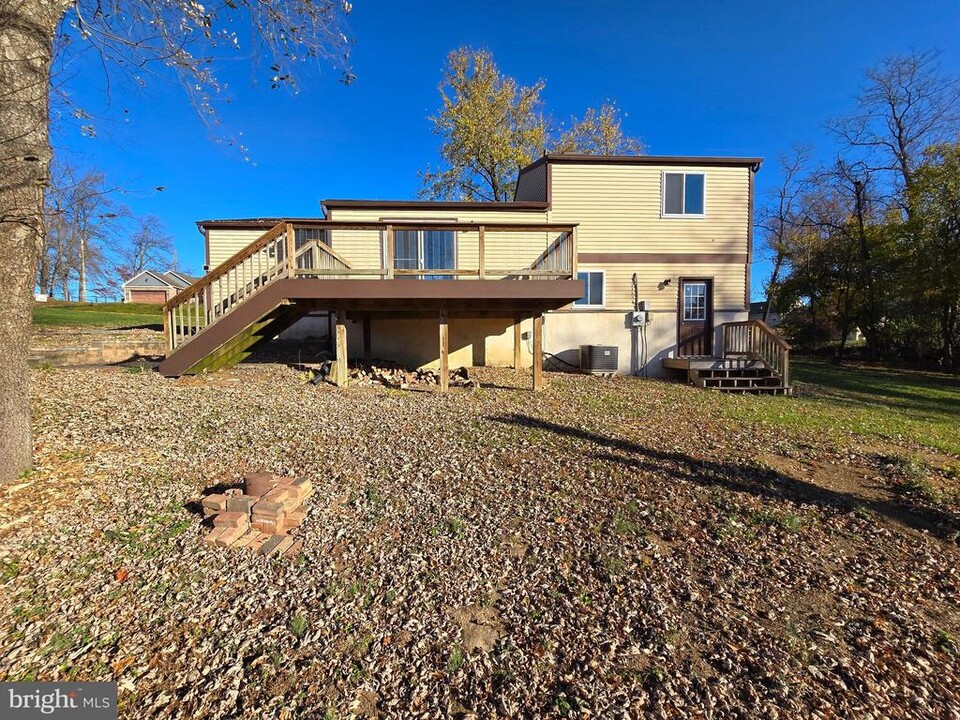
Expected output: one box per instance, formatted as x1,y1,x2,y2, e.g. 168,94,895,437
663,320,792,394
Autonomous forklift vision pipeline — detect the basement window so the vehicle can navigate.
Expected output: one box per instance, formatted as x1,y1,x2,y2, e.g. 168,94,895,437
574,271,604,307
662,172,705,216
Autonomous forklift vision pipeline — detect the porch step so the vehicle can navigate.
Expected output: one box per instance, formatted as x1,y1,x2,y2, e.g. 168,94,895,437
703,384,793,396
681,360,790,395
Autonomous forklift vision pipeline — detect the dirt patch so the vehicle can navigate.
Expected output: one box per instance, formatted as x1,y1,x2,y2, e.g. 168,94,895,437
762,453,881,500
761,451,959,538
449,604,504,653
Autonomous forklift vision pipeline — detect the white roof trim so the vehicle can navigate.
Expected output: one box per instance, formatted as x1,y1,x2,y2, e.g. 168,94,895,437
123,270,175,289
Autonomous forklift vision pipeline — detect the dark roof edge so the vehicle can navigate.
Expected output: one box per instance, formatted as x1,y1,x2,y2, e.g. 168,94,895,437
322,200,549,211
196,217,326,232
520,154,764,173
123,269,175,288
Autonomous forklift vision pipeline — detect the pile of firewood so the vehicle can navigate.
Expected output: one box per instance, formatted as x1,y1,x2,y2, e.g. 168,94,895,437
311,361,479,389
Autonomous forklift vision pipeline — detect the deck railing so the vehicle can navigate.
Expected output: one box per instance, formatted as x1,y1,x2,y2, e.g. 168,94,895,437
528,229,577,279
163,220,578,353
722,319,791,386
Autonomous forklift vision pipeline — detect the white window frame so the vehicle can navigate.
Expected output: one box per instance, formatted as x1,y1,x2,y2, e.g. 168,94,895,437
682,280,709,321
391,228,459,278
661,171,706,218
574,270,605,309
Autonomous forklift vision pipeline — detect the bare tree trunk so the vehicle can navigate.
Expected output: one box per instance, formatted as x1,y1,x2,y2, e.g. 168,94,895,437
763,252,785,324
944,302,957,369
79,236,86,302
0,2,68,482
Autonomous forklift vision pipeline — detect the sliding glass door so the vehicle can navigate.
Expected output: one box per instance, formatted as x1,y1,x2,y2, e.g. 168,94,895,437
394,229,456,279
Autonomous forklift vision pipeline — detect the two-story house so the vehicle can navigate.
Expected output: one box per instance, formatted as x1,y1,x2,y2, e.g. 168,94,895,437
158,155,790,392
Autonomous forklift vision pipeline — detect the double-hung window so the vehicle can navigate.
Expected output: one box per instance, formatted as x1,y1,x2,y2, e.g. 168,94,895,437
574,271,604,307
662,172,705,216
394,229,456,279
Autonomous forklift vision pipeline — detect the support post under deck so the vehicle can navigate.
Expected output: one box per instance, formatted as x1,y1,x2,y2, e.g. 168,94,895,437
439,307,449,392
532,312,543,391
514,316,522,372
335,308,348,387
362,314,372,359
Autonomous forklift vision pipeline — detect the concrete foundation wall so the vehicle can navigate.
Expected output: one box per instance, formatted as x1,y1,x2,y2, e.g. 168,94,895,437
279,313,333,341
275,309,748,376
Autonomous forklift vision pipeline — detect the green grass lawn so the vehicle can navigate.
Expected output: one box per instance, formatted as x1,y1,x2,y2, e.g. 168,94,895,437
32,301,163,329
721,357,960,455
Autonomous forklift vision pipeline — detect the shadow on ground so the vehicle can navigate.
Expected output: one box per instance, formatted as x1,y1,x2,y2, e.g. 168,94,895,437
116,323,164,332
490,412,960,541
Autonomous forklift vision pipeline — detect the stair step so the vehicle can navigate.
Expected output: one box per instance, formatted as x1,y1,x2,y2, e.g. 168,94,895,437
705,385,792,395
702,376,781,387
697,369,775,379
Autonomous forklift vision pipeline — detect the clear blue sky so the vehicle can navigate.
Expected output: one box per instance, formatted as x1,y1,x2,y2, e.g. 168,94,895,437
55,0,960,296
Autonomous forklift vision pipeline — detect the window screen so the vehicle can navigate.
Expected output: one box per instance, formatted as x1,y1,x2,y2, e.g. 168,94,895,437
394,230,419,271
664,173,684,215
575,271,604,306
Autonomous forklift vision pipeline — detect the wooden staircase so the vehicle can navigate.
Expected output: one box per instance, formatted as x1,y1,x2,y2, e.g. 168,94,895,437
158,222,346,376
664,320,792,395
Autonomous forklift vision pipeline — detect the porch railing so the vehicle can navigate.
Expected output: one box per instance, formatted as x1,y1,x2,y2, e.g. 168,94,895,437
163,220,578,353
722,319,791,386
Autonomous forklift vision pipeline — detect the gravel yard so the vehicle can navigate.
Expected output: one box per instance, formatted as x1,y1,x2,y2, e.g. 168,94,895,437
1,364,959,718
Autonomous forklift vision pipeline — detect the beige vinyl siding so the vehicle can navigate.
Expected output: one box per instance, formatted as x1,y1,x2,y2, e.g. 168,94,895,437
547,163,750,310
547,163,750,254
202,161,749,311
574,262,748,313
514,163,548,202
207,228,269,269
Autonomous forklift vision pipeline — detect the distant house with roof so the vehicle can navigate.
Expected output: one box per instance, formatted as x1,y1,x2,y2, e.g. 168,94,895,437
122,270,197,304
749,301,782,327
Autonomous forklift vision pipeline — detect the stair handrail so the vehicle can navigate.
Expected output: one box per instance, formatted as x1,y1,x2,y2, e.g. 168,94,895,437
722,319,791,387
163,222,287,313
163,221,289,352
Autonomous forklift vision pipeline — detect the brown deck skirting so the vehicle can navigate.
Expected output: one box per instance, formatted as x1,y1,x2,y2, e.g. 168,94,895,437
283,278,582,303
577,252,748,264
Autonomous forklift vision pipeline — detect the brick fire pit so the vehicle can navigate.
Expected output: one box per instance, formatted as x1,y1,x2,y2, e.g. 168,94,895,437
201,472,311,557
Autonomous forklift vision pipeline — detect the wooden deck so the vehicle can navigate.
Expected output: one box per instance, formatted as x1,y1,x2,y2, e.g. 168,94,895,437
662,356,767,372
158,220,582,389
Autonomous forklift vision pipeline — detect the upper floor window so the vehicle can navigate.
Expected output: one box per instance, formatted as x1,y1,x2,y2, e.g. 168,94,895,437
663,172,705,216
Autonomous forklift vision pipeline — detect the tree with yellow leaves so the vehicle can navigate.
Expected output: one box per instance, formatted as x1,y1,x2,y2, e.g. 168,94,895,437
420,48,643,201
